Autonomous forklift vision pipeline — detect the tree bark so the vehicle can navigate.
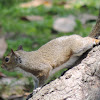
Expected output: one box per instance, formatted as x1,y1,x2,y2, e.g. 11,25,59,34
89,10,100,38
29,45,100,100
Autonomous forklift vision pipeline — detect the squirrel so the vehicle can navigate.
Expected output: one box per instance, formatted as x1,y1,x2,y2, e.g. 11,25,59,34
1,35,100,87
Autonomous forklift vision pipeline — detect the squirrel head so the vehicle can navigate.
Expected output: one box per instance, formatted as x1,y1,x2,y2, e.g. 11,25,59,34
1,45,23,71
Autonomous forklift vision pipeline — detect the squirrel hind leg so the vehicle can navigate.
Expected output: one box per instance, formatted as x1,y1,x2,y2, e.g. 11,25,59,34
73,37,100,57
32,75,39,89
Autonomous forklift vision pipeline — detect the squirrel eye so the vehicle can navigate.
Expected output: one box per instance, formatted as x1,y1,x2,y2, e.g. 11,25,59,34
5,57,9,63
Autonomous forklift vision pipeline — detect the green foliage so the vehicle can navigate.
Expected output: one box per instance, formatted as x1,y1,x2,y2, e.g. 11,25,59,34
73,0,100,9
0,0,30,7
0,67,23,78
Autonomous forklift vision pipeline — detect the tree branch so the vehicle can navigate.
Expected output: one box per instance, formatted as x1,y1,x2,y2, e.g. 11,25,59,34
89,10,100,38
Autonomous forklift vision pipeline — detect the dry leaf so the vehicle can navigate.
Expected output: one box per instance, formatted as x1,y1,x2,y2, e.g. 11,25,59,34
78,13,97,24
53,15,76,33
24,92,31,96
0,37,7,58
21,15,43,21
64,0,76,9
20,0,52,8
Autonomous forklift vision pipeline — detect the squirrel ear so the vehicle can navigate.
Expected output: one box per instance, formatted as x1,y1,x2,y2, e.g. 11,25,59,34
17,45,23,50
11,49,16,55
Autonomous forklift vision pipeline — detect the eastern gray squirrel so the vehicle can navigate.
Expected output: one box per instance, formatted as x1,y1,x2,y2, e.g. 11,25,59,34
1,35,100,88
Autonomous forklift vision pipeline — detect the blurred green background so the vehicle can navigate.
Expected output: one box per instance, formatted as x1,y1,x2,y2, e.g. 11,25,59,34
0,0,100,94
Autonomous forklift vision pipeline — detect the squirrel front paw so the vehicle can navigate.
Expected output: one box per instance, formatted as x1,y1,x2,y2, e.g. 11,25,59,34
33,86,42,94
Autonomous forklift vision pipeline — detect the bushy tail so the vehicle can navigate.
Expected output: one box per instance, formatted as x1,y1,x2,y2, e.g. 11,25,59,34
89,10,100,38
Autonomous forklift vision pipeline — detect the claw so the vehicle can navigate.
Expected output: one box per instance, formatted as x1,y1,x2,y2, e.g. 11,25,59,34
92,39,100,47
93,39,100,45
